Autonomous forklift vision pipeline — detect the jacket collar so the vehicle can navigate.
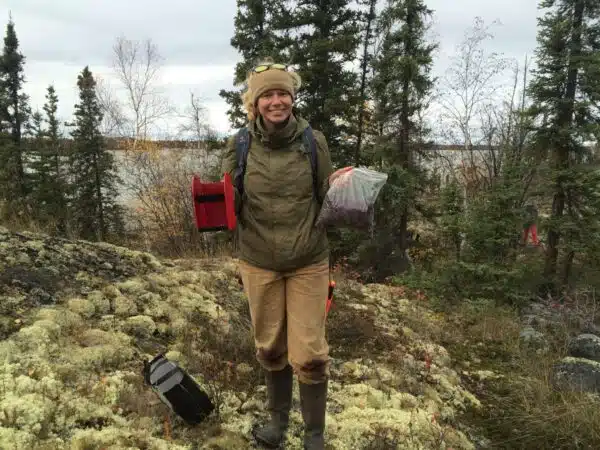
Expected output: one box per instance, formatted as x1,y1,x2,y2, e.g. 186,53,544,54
253,113,299,149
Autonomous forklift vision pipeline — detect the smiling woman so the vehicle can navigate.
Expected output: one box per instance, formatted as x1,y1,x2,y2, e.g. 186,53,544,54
220,59,352,449
241,61,300,124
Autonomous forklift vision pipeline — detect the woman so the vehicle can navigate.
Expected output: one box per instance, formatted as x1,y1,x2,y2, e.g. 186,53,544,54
221,62,350,449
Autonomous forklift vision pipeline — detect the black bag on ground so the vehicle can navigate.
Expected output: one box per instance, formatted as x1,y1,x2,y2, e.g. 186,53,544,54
142,353,214,425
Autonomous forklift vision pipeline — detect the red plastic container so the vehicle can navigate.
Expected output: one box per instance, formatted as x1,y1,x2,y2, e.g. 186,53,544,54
191,173,237,232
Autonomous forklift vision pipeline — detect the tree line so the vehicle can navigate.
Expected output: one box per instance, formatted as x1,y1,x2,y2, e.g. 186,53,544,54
0,19,123,241
221,0,599,298
0,0,598,300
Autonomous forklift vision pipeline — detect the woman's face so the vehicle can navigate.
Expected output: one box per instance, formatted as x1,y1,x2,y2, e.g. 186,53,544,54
257,89,293,124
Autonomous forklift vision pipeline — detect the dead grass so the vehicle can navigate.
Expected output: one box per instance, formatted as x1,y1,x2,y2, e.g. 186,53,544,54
464,361,600,449
441,298,600,449
175,312,260,419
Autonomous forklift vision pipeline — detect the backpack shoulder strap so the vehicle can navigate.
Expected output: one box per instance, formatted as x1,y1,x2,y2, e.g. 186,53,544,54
234,127,251,197
302,125,320,203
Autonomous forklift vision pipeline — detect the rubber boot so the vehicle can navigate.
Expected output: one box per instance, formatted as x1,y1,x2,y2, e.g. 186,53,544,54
299,379,328,450
252,364,293,448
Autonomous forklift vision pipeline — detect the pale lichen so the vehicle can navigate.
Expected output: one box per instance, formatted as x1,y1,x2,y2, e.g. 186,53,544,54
113,295,139,317
0,229,484,449
67,297,96,319
35,307,83,332
122,315,157,338
116,278,148,296
87,290,111,315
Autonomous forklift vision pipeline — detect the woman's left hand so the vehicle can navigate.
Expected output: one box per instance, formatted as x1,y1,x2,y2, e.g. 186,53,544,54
329,166,353,184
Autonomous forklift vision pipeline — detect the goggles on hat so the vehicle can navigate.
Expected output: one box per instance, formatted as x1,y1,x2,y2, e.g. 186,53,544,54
253,63,288,73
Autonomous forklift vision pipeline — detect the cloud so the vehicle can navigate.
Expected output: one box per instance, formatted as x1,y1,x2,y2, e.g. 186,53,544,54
5,0,239,65
4,0,541,138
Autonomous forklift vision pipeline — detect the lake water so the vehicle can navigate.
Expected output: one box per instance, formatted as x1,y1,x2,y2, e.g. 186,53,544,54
108,147,224,207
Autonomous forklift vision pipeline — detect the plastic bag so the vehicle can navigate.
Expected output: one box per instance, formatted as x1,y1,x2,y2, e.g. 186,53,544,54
315,167,388,231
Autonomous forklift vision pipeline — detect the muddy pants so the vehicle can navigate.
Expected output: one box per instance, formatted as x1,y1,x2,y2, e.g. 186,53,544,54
238,258,330,384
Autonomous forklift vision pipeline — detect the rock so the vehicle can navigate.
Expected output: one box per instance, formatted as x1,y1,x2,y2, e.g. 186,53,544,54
551,357,600,393
568,334,600,362
28,287,54,305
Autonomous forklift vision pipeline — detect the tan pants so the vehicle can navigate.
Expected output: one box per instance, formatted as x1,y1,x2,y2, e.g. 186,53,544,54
238,258,330,384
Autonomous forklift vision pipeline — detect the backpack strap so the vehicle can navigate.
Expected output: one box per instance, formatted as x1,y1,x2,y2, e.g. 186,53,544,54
233,127,251,199
234,125,321,206
302,125,321,204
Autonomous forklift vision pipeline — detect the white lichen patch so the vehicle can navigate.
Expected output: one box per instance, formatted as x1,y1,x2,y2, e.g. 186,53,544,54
146,272,179,288
0,392,56,437
89,370,138,406
0,228,483,449
166,286,230,333
68,425,190,450
122,315,157,338
113,295,139,317
13,322,60,354
87,290,111,315
102,285,122,299
67,297,96,319
561,356,600,368
36,307,83,332
63,331,134,371
142,293,173,320
116,278,148,295
326,405,474,450
0,426,41,449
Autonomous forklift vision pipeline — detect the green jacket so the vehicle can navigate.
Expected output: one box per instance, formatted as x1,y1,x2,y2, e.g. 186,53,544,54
221,114,334,272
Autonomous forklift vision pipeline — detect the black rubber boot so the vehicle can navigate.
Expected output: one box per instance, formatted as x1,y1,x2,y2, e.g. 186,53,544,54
252,365,293,448
299,379,328,450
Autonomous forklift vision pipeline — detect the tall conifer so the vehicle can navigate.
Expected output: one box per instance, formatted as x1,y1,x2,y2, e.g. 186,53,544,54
70,66,123,241
527,0,600,288
0,17,30,216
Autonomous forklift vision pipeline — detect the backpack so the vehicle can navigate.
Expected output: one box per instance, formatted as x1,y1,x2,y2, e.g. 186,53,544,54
142,353,214,425
233,125,321,207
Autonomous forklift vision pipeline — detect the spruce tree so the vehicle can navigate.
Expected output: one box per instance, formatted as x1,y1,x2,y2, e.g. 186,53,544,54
70,66,123,241
354,0,378,166
220,0,287,128
0,17,30,216
27,110,48,217
280,0,361,167
29,85,69,232
360,0,437,279
527,0,600,289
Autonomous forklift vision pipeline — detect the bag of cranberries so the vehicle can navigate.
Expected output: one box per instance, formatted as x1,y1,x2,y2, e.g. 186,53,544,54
315,167,387,232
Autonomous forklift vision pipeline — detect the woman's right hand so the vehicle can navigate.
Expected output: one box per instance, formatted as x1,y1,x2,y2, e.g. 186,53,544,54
329,166,353,184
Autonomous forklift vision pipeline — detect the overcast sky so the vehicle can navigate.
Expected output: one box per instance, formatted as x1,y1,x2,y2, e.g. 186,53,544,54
3,0,541,138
